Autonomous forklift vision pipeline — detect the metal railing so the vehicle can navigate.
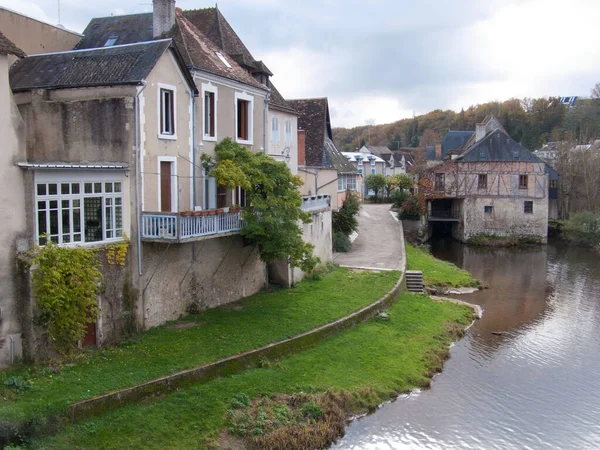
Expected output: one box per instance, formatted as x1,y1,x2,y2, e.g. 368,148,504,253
301,195,330,211
141,210,244,241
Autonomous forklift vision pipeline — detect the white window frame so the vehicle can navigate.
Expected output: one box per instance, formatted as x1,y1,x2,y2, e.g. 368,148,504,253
34,170,125,246
271,116,279,145
285,119,292,146
202,82,218,142
157,156,178,213
158,83,177,140
235,91,254,145
337,174,358,192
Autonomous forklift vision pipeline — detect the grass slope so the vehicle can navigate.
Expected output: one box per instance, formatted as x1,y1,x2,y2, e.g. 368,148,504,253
406,244,480,288
30,293,473,449
0,268,398,426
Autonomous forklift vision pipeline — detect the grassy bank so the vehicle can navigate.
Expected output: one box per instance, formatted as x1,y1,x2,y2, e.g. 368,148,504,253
29,293,474,449
406,244,481,288
0,268,398,429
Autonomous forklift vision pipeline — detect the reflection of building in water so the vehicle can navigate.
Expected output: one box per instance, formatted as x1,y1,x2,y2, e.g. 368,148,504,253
455,245,550,343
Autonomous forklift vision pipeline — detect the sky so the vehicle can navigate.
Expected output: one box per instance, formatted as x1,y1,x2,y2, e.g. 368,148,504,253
3,0,599,128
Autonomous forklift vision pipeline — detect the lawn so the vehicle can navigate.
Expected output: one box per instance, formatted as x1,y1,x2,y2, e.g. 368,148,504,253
29,293,474,449
0,268,399,428
406,244,481,288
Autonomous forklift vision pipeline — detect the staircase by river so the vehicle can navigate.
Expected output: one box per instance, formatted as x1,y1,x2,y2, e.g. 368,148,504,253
406,270,424,293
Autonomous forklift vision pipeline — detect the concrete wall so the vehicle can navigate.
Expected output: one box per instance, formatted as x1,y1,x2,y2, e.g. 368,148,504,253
141,50,194,212
0,55,27,367
267,108,298,175
140,236,265,328
0,7,81,59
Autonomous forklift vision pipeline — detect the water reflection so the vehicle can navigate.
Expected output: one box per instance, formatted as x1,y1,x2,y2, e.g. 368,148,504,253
334,240,600,450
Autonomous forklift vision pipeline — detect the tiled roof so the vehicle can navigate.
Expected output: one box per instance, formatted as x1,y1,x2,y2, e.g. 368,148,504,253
76,13,154,49
182,7,272,75
441,131,474,156
0,30,25,58
366,145,393,157
269,82,297,114
9,40,194,92
289,97,356,173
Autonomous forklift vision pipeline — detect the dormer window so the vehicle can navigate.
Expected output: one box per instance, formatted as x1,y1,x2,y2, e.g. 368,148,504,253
104,36,118,47
215,52,232,69
513,151,520,159
480,151,486,159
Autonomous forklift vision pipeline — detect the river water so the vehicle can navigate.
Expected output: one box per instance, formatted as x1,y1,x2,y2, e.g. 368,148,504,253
334,240,600,449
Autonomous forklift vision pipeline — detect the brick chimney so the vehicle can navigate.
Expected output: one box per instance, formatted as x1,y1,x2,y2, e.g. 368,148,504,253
476,123,486,143
153,0,176,38
298,129,306,166
435,142,442,160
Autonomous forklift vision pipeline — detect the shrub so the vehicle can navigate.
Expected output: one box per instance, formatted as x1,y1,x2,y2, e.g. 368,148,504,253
333,190,360,235
4,376,31,394
561,211,600,246
400,195,423,220
333,232,352,252
391,190,410,209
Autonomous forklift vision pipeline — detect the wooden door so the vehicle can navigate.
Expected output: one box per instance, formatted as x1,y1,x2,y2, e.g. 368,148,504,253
82,321,96,347
217,185,227,208
160,161,172,212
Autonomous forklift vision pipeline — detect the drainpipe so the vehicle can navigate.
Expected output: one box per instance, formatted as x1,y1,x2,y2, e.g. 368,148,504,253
135,81,148,277
298,167,319,195
191,71,197,209
263,90,271,153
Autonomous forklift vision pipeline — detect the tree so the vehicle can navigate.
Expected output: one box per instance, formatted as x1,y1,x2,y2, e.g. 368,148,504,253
364,173,386,198
394,173,414,190
420,129,440,147
212,138,319,272
333,190,361,236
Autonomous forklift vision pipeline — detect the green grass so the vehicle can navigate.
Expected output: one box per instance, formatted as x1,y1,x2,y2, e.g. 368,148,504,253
406,244,480,288
0,268,398,427
28,293,473,449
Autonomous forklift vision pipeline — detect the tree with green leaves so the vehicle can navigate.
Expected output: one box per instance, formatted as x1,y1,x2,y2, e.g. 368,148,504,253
364,173,386,199
211,138,319,273
394,173,414,191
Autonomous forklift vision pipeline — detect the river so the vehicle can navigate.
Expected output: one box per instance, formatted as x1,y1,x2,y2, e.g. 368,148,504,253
333,239,600,449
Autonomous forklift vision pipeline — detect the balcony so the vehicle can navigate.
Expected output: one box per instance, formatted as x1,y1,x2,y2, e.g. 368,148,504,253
301,195,330,212
141,209,245,243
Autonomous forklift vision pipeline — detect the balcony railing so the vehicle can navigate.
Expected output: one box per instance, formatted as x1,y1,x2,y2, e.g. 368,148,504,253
301,195,330,211
141,210,245,242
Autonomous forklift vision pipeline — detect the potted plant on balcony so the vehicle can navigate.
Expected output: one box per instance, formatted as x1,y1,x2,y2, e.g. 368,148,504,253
207,209,218,216
229,204,241,213
180,210,193,217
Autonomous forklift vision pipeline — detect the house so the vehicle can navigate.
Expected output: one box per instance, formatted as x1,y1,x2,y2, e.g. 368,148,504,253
0,31,26,367
421,116,550,243
289,97,360,210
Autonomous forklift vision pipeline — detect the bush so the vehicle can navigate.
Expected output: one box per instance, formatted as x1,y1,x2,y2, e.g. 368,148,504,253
400,195,423,220
561,211,600,246
391,190,410,209
333,190,360,235
333,232,352,252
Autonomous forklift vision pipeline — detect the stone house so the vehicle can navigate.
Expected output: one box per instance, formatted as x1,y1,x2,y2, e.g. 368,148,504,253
421,116,549,243
289,97,360,211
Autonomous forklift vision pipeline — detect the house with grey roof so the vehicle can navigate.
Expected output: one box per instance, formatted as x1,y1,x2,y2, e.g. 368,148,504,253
420,116,550,243
289,98,360,210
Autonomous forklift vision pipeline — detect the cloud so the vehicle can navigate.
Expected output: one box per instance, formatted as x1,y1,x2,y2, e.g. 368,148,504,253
4,0,600,127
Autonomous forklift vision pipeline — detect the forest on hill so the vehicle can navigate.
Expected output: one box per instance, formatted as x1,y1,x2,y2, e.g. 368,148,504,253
332,83,600,152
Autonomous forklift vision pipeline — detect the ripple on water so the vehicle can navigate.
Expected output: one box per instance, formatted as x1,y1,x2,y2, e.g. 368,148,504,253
334,243,600,450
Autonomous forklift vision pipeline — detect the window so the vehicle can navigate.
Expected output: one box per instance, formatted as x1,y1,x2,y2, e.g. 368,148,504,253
235,93,253,144
478,174,488,189
371,162,376,175
215,52,232,68
484,206,493,214
434,173,445,191
513,151,520,159
159,86,175,137
204,91,215,138
550,179,558,188
519,174,528,189
337,174,357,192
285,119,292,146
271,116,279,145
104,36,118,47
480,151,486,159
524,201,533,214
35,173,124,246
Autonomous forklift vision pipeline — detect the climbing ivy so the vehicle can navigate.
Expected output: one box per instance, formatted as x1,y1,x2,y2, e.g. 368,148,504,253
27,241,102,354
105,239,129,266
211,138,320,273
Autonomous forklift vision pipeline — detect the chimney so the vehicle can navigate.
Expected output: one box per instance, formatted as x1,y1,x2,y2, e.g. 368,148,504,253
476,123,486,143
435,142,442,160
298,129,306,166
153,0,176,38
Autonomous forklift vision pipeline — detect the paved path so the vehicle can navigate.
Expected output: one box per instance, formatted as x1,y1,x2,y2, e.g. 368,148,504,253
334,203,404,271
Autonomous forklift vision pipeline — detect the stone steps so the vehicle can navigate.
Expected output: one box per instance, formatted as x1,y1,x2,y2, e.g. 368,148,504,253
405,270,424,293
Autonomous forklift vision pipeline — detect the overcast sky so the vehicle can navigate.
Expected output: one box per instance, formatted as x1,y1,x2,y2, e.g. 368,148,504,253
4,0,599,128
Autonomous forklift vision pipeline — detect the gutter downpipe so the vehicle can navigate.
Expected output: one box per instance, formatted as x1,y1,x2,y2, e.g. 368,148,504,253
263,89,271,153
298,167,319,194
191,71,197,208
135,81,147,278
